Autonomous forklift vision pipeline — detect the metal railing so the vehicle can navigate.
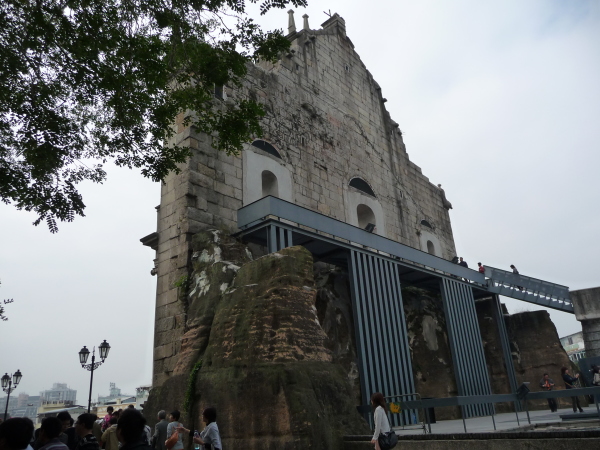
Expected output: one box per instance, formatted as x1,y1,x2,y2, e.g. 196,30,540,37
485,266,572,313
358,386,600,434
238,196,485,284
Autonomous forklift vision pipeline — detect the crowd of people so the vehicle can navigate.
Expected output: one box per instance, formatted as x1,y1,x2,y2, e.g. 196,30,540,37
0,405,221,450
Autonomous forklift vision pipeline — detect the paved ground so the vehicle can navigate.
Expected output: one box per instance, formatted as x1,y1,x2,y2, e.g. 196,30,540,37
394,405,600,435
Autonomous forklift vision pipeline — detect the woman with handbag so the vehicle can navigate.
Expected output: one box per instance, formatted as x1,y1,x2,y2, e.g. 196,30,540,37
370,393,396,450
165,410,184,450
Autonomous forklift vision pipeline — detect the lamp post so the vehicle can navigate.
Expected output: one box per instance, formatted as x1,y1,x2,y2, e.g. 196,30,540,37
1,370,23,420
79,340,110,413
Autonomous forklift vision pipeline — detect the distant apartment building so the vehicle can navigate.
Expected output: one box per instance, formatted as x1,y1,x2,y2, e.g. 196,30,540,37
95,383,151,416
97,382,128,404
40,383,77,404
560,331,586,361
10,394,41,420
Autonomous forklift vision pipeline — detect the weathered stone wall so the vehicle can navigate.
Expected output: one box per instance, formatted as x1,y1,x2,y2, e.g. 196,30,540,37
150,12,456,387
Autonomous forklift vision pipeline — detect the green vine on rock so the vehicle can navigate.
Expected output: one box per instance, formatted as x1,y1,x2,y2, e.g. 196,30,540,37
184,360,203,415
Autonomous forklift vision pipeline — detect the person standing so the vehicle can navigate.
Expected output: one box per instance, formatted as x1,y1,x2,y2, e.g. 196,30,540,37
38,418,69,450
562,367,584,413
477,262,485,274
370,392,391,450
166,411,184,450
115,409,152,450
0,418,35,450
176,407,222,450
459,257,468,268
74,414,100,450
152,411,169,450
102,407,114,432
539,373,557,412
101,416,119,450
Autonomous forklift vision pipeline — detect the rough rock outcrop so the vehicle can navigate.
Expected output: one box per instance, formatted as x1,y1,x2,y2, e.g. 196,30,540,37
507,310,586,410
145,233,369,450
402,287,459,420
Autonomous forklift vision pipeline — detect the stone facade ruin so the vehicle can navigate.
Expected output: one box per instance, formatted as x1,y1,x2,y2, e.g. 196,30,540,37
145,12,457,388
141,14,580,447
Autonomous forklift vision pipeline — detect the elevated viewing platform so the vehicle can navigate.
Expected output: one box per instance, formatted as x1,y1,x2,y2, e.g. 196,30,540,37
237,196,572,312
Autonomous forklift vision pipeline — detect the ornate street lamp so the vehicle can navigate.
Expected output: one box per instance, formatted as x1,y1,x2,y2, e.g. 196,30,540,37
79,341,110,413
2,370,23,420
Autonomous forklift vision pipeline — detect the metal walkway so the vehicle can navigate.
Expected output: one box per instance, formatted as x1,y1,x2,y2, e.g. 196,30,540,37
485,266,572,313
236,196,573,420
237,196,572,311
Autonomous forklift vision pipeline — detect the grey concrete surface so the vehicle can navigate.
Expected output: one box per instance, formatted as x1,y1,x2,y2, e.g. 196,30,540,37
394,405,600,435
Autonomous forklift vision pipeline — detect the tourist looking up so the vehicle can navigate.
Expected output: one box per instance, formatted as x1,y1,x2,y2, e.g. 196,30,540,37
539,373,557,412
115,409,152,450
74,414,100,450
562,367,584,413
152,411,169,450
166,411,184,450
370,392,390,450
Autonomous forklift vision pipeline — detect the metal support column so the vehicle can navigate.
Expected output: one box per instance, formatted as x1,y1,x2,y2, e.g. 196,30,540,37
348,250,416,426
490,294,521,411
440,278,494,418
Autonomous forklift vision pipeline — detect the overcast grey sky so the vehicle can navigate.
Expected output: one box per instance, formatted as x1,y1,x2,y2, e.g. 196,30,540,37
1,0,598,404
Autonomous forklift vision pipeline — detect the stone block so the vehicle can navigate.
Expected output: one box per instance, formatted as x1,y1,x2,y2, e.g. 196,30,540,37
214,180,235,197
154,343,174,360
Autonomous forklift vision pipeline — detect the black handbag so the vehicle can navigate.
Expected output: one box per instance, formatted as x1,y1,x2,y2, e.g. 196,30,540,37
378,431,398,450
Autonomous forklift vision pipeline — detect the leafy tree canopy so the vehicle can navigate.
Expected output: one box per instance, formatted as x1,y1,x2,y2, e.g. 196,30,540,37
0,0,306,232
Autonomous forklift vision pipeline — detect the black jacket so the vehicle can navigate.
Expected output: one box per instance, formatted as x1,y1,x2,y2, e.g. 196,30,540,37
121,439,153,450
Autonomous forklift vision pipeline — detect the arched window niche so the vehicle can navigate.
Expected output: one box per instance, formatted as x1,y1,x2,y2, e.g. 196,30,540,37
349,177,376,197
262,170,279,198
427,240,436,255
421,220,433,229
252,139,281,159
357,204,376,230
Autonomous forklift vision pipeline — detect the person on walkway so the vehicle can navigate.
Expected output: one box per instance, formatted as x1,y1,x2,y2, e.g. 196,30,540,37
152,411,169,450
459,257,468,268
166,411,184,450
510,265,524,291
38,418,69,450
539,373,557,412
115,409,152,450
477,262,485,274
0,417,35,450
176,407,222,450
74,414,100,450
101,416,119,450
370,392,391,450
451,256,459,264
562,367,584,413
